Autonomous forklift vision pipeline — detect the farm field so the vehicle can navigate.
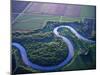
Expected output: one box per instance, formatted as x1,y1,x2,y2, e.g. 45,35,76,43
12,13,83,31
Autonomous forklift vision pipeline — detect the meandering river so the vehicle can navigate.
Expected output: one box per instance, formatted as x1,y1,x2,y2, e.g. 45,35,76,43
12,25,95,71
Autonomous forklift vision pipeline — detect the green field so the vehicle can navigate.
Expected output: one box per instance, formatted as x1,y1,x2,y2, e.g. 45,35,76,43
12,13,82,31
